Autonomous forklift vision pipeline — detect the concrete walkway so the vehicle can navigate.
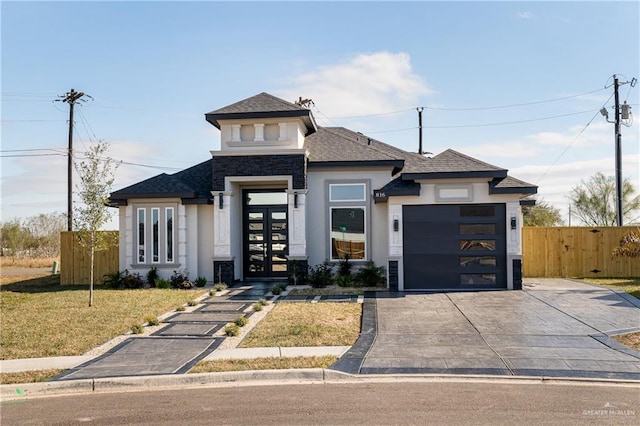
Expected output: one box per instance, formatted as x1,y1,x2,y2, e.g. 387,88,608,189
333,278,640,380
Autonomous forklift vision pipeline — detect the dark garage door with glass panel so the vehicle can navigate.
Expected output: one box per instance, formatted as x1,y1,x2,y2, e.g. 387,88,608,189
403,204,506,290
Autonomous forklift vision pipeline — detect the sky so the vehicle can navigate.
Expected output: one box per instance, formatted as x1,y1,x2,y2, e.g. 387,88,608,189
2,1,639,230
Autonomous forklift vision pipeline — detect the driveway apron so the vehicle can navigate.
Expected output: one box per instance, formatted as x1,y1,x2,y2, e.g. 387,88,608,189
53,283,271,381
333,278,640,380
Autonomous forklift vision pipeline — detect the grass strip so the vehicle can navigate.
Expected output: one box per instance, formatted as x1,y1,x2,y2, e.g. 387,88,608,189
581,278,640,299
189,356,338,373
239,302,361,348
1,275,206,359
0,369,65,385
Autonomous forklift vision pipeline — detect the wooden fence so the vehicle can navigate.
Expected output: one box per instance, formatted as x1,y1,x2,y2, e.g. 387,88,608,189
522,226,639,278
60,231,119,285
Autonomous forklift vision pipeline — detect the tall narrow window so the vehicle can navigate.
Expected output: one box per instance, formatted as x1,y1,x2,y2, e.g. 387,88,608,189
166,207,174,263
152,208,159,263
137,208,146,263
328,182,368,261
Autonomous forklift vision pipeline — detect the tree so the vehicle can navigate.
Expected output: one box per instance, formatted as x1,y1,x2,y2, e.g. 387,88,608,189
522,199,563,226
568,172,640,226
0,219,24,257
24,212,67,257
73,141,119,307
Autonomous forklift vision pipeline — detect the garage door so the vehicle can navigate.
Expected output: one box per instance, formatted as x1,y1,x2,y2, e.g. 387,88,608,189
403,204,506,290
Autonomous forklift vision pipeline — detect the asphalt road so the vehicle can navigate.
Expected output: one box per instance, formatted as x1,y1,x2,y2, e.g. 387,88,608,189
2,380,638,425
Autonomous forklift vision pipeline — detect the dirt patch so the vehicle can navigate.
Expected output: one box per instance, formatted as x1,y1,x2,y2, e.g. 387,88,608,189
613,332,640,351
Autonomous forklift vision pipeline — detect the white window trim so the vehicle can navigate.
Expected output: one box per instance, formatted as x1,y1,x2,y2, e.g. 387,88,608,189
134,203,179,267
152,208,160,264
137,208,146,264
329,205,368,262
165,207,174,264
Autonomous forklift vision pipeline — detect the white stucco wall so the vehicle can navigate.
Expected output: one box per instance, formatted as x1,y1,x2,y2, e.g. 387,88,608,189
197,204,215,281
219,118,308,151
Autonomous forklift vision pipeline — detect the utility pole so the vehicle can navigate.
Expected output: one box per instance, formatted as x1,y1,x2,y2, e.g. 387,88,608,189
417,107,424,155
601,75,636,226
57,89,87,231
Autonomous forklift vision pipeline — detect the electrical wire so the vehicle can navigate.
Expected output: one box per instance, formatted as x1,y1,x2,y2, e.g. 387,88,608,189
534,92,615,185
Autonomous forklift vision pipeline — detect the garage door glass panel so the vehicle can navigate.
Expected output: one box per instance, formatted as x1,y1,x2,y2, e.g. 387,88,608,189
460,224,495,235
460,256,496,267
460,206,495,217
461,274,497,285
460,240,496,251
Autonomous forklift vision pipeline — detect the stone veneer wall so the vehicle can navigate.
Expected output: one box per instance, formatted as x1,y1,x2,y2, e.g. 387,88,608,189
388,260,399,292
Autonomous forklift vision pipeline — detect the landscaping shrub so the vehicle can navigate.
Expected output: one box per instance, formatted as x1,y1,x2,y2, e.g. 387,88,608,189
144,315,160,326
253,303,263,312
259,298,269,306
103,270,145,289
338,253,352,277
176,305,186,312
234,316,249,327
336,274,354,287
308,260,334,288
353,261,386,287
225,324,240,336
170,270,193,289
194,276,207,288
131,324,144,334
213,282,228,292
155,278,171,289
147,267,159,287
187,300,198,307
271,284,284,295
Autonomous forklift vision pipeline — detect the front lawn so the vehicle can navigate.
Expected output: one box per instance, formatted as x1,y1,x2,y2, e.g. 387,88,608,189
239,302,361,348
581,278,640,299
190,356,337,374
0,275,206,359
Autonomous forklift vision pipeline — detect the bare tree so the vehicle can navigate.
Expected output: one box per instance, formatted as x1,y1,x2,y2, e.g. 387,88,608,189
568,172,640,226
73,141,119,307
24,212,67,257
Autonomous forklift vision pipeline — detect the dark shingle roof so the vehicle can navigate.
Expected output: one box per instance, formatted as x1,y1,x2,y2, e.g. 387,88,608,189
110,160,213,205
306,127,404,174
489,175,537,194
205,92,317,134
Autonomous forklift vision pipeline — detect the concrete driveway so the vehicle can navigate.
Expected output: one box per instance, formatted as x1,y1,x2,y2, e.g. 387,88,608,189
333,278,640,380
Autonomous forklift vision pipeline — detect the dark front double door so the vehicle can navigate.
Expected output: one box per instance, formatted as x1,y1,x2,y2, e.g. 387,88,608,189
244,204,288,278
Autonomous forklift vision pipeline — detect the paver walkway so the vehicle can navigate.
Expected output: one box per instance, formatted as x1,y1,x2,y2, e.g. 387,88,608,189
53,283,273,381
333,278,640,380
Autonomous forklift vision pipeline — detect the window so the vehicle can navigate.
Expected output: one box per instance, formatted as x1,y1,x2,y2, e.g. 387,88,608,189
330,183,366,202
137,209,145,263
135,205,177,265
328,182,368,261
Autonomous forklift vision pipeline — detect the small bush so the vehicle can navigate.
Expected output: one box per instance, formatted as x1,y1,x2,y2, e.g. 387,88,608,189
213,282,228,292
336,274,354,287
176,305,186,312
271,284,283,295
253,303,263,312
259,298,269,306
171,270,193,289
354,261,386,287
144,316,160,326
338,253,352,277
194,276,207,287
234,316,249,327
103,270,145,289
308,260,334,288
155,278,171,289
209,290,216,296
225,324,240,336
131,324,144,334
147,267,159,287
187,300,198,307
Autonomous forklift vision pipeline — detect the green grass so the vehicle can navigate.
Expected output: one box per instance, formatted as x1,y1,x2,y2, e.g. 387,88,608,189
189,356,338,373
239,302,361,348
0,369,65,385
0,275,206,359
580,278,640,299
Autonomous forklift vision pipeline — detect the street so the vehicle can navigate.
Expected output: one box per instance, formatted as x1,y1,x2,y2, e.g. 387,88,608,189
2,380,638,425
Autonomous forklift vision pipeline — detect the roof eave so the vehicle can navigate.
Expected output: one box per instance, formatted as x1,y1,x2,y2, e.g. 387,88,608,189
308,159,404,175
108,191,197,200
401,170,508,180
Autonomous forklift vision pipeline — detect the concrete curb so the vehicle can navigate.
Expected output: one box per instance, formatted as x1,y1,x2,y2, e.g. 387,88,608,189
3,369,639,401
0,356,96,373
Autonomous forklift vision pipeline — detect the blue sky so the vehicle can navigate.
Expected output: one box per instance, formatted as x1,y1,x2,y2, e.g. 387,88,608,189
2,1,639,229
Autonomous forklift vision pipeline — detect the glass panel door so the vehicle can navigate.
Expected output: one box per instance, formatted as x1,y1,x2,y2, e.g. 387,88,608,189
243,190,288,278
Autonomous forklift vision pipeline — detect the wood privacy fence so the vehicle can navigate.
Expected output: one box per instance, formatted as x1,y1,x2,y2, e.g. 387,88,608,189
60,231,119,285
522,226,639,278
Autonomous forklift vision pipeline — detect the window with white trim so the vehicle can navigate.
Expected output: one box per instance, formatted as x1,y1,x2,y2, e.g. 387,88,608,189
328,183,368,261
135,205,177,265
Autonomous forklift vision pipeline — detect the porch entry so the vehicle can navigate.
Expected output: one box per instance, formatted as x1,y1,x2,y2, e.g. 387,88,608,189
243,190,288,278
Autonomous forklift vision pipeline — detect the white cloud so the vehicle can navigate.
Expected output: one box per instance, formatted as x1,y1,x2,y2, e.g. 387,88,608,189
517,11,535,19
280,51,432,122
